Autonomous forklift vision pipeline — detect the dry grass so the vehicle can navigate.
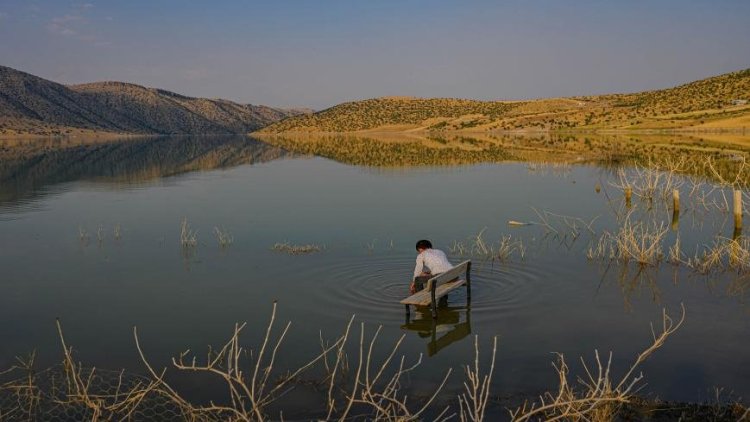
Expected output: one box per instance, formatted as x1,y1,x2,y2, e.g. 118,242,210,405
449,240,469,256
96,224,105,244
526,161,572,177
450,228,525,262
132,304,454,421
179,218,198,248
511,305,685,422
705,155,749,189
612,219,668,266
0,304,689,421
458,336,497,422
271,242,323,255
213,226,233,248
612,157,686,206
133,303,339,420
498,235,526,261
685,156,750,216
590,211,750,278
56,319,160,420
531,208,598,241
587,215,667,266
668,235,682,265
0,353,40,420
683,236,750,275
77,226,89,246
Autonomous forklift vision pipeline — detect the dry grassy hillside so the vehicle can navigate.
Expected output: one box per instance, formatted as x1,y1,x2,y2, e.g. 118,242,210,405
0,66,111,132
616,68,750,114
0,66,305,136
259,69,750,133
71,82,300,133
258,97,523,132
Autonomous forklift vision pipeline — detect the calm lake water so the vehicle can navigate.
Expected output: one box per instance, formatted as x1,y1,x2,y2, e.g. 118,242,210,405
1,134,749,418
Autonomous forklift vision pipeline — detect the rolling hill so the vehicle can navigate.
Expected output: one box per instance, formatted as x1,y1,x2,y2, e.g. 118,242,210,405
0,65,308,136
256,97,523,133
258,68,750,133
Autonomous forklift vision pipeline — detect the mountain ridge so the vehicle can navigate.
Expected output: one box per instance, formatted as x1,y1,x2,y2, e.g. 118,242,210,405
0,65,310,136
2,65,748,136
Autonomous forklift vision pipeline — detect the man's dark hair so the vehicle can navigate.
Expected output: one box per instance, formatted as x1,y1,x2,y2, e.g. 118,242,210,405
416,239,432,251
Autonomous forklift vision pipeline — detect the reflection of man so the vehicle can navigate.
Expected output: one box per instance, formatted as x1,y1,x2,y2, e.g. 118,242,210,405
410,239,453,294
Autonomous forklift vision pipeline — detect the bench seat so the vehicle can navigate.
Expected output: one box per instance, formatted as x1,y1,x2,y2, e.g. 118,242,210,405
402,259,471,319
400,279,466,306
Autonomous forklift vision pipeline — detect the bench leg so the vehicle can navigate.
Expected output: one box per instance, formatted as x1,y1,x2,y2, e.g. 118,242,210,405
404,304,410,318
430,288,438,319
466,261,472,302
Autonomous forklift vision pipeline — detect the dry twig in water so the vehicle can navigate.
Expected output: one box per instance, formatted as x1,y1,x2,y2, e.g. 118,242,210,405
511,304,686,422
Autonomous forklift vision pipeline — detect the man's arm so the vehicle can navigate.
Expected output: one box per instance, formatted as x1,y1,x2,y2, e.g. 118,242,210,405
410,254,425,294
413,253,424,279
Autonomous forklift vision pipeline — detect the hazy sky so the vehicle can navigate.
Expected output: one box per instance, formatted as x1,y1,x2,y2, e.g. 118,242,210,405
1,1,748,109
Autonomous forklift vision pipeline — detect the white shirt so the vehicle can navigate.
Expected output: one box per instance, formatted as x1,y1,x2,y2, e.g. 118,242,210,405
413,249,454,278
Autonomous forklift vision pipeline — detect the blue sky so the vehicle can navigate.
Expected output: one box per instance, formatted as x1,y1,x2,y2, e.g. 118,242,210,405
1,1,748,109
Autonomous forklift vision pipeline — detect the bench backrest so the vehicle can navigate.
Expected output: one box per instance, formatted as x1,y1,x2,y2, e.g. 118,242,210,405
426,260,471,291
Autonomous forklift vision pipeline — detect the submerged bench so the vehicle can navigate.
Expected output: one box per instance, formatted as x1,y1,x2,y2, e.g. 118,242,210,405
400,260,471,319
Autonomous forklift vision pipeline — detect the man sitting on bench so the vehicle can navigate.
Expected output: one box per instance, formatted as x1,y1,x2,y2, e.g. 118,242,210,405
410,239,454,294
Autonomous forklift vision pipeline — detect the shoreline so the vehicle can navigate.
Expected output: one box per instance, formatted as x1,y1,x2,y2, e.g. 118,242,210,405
2,126,747,141
254,127,750,136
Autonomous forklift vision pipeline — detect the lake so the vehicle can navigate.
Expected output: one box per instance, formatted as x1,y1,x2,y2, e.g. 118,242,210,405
1,134,749,420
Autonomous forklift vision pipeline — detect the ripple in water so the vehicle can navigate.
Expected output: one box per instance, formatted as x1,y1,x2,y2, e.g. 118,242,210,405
300,254,554,325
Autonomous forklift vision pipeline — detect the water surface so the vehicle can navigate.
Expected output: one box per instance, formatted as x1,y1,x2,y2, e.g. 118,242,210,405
1,134,749,418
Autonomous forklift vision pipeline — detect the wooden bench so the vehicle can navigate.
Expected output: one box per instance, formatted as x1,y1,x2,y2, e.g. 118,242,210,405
400,260,471,319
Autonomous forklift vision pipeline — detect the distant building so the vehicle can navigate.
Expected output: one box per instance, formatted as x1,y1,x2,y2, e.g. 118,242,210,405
731,99,748,105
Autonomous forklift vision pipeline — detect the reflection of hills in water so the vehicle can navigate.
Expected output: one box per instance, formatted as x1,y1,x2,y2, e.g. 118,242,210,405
255,133,519,166
0,136,288,206
4,132,750,207
255,132,750,181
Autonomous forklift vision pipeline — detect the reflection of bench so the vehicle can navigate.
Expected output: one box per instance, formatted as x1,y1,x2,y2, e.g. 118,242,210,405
401,306,472,356
400,260,471,319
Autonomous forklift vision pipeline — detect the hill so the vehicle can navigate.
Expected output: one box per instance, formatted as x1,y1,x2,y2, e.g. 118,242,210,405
257,97,523,132
0,66,307,136
258,68,750,133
